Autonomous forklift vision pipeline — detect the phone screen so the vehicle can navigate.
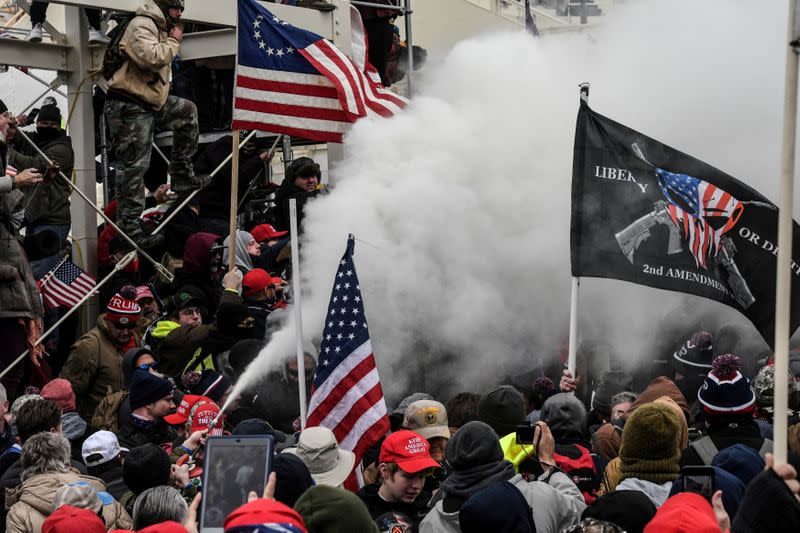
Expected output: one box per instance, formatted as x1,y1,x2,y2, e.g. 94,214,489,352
200,435,274,533
683,474,714,500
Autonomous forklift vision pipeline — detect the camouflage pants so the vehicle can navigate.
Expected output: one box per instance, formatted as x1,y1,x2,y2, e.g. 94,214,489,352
105,95,199,236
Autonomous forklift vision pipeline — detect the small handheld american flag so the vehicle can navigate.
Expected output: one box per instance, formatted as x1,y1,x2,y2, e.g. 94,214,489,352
305,236,389,490
37,258,97,310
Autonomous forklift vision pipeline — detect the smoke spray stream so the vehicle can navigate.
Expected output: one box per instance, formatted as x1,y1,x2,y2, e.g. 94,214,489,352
226,0,789,414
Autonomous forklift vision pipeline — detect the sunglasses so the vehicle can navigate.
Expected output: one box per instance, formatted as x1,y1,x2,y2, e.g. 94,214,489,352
137,361,160,371
112,322,136,331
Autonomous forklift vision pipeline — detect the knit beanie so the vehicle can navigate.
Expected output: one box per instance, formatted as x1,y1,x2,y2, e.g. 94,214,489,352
458,480,535,533
122,444,171,494
697,354,756,415
445,421,504,470
105,285,141,325
711,443,765,487
129,370,173,410
582,490,656,533
41,379,76,413
225,498,307,532
37,104,61,124
294,485,378,533
42,505,105,533
732,468,800,533
671,330,714,374
476,385,526,437
643,492,721,533
619,403,681,484
669,465,745,520
592,370,634,418
272,454,315,509
228,339,264,377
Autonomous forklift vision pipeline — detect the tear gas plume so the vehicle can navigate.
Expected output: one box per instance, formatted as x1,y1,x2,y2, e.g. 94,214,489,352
228,0,788,408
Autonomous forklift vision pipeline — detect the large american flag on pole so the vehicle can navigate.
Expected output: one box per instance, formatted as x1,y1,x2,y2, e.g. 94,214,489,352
37,259,96,310
232,0,408,143
305,236,389,490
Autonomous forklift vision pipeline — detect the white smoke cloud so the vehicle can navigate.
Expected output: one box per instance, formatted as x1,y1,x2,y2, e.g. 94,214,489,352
230,0,789,407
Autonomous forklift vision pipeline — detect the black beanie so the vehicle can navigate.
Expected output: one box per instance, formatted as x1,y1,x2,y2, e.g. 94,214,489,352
592,370,634,417
129,370,173,410
37,104,61,124
0,98,7,115
582,490,656,533
272,454,314,508
477,385,526,437
228,339,264,377
122,444,171,494
216,301,255,336
732,468,800,532
445,421,504,470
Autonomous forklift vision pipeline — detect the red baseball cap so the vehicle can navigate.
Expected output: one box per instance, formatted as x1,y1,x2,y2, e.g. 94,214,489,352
242,268,283,297
379,430,440,474
251,223,288,243
224,499,307,532
189,401,224,436
164,394,212,426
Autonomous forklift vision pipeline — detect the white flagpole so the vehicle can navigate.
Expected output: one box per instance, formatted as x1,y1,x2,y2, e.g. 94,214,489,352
772,0,799,467
568,84,590,376
290,198,308,430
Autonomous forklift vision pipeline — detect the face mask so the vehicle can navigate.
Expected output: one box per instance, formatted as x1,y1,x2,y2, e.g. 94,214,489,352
36,127,59,141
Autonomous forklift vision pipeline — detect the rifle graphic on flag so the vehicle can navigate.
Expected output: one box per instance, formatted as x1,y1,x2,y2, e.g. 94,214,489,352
571,100,800,346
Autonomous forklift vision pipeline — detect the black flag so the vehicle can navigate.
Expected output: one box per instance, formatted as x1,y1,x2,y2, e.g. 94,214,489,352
571,101,800,346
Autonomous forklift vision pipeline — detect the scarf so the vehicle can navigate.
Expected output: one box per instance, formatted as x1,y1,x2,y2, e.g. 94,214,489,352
429,459,515,508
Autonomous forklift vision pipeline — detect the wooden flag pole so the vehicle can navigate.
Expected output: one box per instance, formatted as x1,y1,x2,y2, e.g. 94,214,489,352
773,0,799,467
229,129,241,273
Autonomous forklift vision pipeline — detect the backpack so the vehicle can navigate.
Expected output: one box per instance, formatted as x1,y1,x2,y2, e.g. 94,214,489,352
552,443,599,504
91,390,128,433
101,15,136,82
689,435,773,465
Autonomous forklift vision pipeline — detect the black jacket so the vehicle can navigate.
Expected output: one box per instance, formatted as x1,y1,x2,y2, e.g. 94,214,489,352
272,179,318,232
116,414,176,450
680,417,766,466
357,483,431,525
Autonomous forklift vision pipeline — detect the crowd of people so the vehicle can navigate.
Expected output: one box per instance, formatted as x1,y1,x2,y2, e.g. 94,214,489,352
2,0,800,532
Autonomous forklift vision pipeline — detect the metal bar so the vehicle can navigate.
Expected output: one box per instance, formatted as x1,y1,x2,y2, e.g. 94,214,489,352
17,68,68,97
229,129,241,272
237,134,282,211
99,112,110,206
290,198,308,429
282,134,293,174
16,81,58,116
151,141,171,185
404,0,413,97
13,127,174,281
151,130,258,235
0,251,136,381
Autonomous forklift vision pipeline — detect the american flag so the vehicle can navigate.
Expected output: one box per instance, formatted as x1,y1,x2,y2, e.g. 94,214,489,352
305,236,389,490
232,0,408,143
658,168,744,269
37,259,96,310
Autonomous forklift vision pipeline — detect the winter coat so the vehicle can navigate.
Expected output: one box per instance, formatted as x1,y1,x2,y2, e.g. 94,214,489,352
60,315,140,421
0,189,42,320
107,2,179,110
166,232,223,312
272,178,318,232
615,477,673,507
152,320,213,378
680,417,769,467
419,472,584,533
5,470,133,533
116,412,176,450
357,483,430,525
91,390,129,433
230,366,314,434
8,130,73,226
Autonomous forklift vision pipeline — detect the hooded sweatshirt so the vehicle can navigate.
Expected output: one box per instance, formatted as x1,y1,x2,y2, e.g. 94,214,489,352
170,232,223,313
223,230,256,273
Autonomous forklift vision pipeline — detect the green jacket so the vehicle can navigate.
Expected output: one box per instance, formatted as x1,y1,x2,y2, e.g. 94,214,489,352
60,315,140,421
9,130,74,226
152,319,212,378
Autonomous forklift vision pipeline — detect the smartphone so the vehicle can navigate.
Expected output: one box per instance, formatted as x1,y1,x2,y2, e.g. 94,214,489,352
199,435,274,533
680,466,715,501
